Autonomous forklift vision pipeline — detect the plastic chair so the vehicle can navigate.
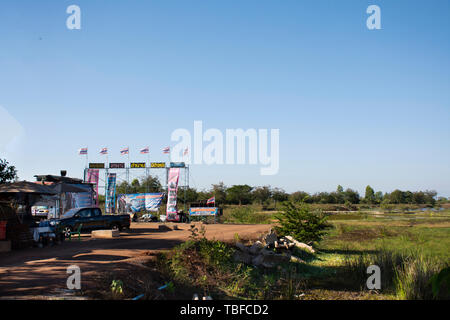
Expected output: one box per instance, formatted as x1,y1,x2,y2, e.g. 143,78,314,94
68,224,83,241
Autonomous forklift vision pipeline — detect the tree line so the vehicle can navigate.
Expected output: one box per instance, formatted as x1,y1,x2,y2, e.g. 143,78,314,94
115,175,444,206
0,158,445,206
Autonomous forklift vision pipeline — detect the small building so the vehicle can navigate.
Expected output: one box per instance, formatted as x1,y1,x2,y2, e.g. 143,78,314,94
34,172,96,218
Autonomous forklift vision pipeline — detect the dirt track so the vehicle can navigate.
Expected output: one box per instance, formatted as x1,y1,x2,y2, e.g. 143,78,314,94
0,223,271,299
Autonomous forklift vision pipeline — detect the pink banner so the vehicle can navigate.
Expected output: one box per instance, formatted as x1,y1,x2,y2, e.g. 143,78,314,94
86,169,99,205
166,168,180,221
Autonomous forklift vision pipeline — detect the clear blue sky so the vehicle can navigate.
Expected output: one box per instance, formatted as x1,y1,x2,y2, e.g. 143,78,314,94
1,0,449,196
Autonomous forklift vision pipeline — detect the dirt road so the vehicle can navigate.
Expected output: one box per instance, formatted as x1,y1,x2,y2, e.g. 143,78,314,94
0,223,271,299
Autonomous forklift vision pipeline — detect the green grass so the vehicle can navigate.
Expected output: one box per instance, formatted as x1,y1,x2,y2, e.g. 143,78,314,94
220,206,274,224
166,210,450,299
96,207,450,300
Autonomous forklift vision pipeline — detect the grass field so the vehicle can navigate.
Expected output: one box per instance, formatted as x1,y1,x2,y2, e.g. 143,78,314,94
304,210,450,299
184,209,450,299
98,207,450,300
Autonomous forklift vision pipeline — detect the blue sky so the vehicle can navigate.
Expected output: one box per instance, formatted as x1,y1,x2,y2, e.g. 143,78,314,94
0,0,449,196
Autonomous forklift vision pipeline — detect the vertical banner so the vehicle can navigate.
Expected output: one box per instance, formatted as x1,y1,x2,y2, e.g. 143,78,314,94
166,168,180,221
105,173,117,214
86,169,99,205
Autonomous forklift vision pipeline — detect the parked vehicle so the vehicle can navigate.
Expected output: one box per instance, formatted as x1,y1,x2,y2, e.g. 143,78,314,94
49,207,131,238
140,213,158,222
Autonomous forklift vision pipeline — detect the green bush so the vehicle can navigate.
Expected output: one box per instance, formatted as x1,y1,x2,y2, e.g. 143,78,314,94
275,201,331,244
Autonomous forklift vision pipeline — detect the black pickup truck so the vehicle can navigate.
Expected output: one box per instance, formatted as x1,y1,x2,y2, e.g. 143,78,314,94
49,207,130,237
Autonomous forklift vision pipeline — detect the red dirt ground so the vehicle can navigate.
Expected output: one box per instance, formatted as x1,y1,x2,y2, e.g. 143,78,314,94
0,222,271,299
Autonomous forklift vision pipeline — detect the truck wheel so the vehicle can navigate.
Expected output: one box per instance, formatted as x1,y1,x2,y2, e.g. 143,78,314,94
63,227,72,238
112,224,122,231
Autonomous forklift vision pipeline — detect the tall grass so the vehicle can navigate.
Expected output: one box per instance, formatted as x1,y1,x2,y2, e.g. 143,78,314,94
395,255,448,300
340,249,449,299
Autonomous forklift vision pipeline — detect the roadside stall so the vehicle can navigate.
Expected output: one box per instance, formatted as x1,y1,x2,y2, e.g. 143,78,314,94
0,181,57,249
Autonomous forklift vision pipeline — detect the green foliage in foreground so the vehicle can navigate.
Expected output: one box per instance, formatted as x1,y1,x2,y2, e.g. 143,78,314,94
161,236,311,299
275,201,331,244
339,249,450,300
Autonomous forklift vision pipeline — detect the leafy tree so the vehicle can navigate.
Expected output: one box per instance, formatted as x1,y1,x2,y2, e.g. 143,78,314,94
116,181,130,195
131,178,140,189
424,190,437,205
0,159,17,183
334,185,345,203
252,186,272,205
374,191,384,204
183,187,199,203
275,201,330,244
139,176,162,193
388,189,404,204
290,191,310,203
116,176,162,195
226,185,253,205
271,187,289,209
211,182,227,204
364,185,375,204
343,188,360,204
197,190,213,202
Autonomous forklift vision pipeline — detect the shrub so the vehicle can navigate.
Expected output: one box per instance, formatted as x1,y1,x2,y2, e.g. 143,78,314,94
274,201,331,244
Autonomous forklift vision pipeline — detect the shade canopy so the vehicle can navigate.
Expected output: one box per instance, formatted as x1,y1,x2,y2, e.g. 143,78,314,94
49,183,89,194
0,181,57,195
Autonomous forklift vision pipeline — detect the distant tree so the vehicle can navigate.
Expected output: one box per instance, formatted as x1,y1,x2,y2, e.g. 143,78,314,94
226,185,253,205
343,188,360,204
290,191,310,203
364,185,375,204
211,182,227,204
388,189,404,204
116,176,162,195
197,190,212,202
252,186,272,205
335,185,345,203
183,187,199,203
424,190,437,205
116,181,130,195
139,176,162,193
0,159,17,183
374,191,384,204
404,191,414,204
314,192,336,204
271,188,289,209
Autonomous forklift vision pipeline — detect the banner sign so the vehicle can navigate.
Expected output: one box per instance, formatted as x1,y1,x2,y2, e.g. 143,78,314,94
61,184,95,215
110,163,125,169
117,193,164,213
189,207,218,216
131,162,146,168
170,162,185,168
89,163,105,169
166,168,180,221
105,173,117,214
145,193,164,211
86,169,99,205
151,162,166,168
